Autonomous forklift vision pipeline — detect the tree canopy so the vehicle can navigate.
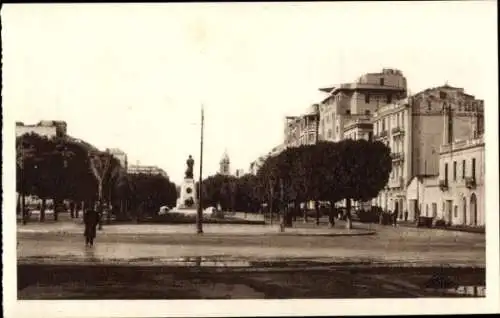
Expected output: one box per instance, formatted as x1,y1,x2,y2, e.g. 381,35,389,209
16,133,178,222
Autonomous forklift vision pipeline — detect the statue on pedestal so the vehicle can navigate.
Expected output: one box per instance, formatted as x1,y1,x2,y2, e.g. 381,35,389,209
185,155,194,179
177,155,197,210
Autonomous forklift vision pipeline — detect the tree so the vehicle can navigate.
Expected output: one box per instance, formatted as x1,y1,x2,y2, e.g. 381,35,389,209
334,139,392,229
16,133,44,223
16,134,82,222
128,173,177,221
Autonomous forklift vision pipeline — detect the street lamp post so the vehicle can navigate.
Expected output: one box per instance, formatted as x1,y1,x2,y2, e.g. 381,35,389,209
196,105,204,234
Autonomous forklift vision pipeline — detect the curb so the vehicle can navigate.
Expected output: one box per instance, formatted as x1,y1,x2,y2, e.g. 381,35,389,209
17,228,377,237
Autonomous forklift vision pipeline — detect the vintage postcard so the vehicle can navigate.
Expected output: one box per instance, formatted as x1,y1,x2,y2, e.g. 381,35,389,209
2,1,499,317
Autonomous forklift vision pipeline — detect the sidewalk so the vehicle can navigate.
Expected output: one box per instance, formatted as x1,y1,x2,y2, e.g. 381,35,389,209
395,220,485,234
17,221,375,237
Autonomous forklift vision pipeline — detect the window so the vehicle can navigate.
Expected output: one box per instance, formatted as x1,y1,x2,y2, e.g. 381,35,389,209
365,94,370,103
368,131,373,141
365,110,371,115
472,158,476,180
380,78,385,86
440,91,447,99
462,160,466,179
432,203,437,218
445,163,449,182
387,94,392,104
454,206,458,218
427,101,432,111
426,204,429,216
453,161,457,181
346,109,351,115
327,129,332,138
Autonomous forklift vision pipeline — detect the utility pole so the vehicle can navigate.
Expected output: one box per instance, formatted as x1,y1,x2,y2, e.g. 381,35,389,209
196,105,204,234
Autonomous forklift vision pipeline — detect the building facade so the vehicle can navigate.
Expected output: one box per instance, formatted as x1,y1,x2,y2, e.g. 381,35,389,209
106,148,128,170
372,100,412,214
284,104,319,148
127,164,168,178
16,120,68,139
406,175,442,221
318,68,407,142
372,84,484,218
437,136,484,226
343,115,373,141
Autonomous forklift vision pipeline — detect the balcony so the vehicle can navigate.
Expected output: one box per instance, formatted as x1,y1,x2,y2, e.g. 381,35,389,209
377,130,388,139
439,179,448,191
391,126,405,136
390,152,404,162
388,176,405,189
465,177,476,189
440,137,485,154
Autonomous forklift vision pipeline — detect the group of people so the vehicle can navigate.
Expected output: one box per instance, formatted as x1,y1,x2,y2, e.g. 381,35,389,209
382,207,409,227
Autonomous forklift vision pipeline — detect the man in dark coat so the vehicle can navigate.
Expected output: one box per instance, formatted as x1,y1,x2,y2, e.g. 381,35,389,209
84,205,100,247
392,207,399,227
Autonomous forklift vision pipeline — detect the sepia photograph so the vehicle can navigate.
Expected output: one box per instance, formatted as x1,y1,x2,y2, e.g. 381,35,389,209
2,1,499,317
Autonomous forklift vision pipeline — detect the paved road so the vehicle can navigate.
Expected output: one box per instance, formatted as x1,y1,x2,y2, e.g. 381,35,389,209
16,221,486,300
17,221,485,267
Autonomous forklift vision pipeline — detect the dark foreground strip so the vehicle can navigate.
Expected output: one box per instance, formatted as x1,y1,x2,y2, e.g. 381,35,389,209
17,263,485,299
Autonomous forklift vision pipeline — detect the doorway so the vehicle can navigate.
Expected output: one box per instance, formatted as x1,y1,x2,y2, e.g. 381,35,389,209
462,197,467,225
446,200,453,224
470,193,477,226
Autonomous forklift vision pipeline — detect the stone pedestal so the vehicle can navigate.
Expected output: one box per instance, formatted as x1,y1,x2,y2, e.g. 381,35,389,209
176,178,197,209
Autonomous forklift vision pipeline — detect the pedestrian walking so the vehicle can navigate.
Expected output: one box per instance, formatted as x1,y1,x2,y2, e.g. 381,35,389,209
83,204,100,247
392,207,399,227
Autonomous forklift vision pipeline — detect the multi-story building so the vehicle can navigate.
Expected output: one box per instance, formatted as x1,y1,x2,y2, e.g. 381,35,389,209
437,135,484,226
405,135,484,227
343,114,373,141
16,120,68,139
372,100,412,214
373,84,484,219
106,148,128,170
284,104,319,148
318,68,407,142
127,164,168,178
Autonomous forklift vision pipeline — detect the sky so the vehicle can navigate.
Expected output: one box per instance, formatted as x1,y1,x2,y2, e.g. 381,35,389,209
2,1,497,185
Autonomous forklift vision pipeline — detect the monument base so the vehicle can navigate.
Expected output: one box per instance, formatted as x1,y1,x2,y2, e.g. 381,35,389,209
176,178,198,210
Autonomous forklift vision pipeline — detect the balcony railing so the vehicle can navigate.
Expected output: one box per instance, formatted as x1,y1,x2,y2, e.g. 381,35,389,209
377,130,388,139
465,177,476,189
390,152,404,161
391,126,405,136
440,137,485,153
439,179,448,191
